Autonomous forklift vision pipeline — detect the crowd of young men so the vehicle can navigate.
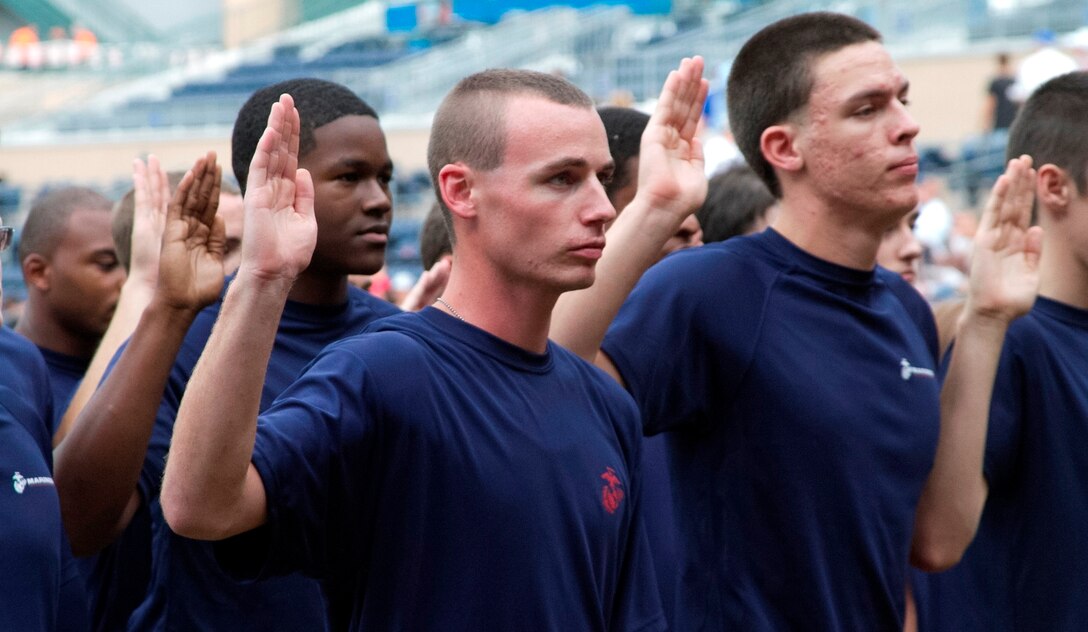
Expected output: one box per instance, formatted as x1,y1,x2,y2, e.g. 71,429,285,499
1,8,1083,631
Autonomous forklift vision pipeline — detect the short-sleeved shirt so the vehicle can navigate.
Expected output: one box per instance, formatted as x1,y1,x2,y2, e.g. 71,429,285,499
916,297,1088,631
988,76,1017,130
37,347,88,433
116,280,400,631
602,229,941,630
218,308,664,632
0,327,61,631
33,347,94,632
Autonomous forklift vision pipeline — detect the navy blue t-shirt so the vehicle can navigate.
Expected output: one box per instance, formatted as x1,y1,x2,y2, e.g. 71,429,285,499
603,229,941,630
218,308,664,632
37,346,89,433
119,280,399,631
0,327,61,631
33,347,93,632
916,297,1088,631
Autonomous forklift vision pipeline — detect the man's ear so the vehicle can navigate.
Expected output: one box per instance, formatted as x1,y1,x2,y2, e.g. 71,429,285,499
760,123,803,175
21,253,50,291
437,163,477,220
1037,163,1070,219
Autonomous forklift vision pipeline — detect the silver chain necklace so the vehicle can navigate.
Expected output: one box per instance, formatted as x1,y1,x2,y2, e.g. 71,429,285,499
434,297,464,321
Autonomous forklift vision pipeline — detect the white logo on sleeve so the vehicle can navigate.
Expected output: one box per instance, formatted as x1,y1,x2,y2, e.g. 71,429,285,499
900,358,936,381
11,471,54,494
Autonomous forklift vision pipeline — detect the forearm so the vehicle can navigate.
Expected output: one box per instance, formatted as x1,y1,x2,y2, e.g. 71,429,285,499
161,275,291,540
551,201,680,361
54,280,155,444
911,310,1008,571
54,296,198,554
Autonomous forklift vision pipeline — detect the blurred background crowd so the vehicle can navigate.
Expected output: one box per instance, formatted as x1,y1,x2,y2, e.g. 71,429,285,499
1,0,1087,322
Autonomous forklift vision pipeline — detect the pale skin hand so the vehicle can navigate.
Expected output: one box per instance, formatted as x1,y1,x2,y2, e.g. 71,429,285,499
54,152,227,554
911,155,1043,571
634,55,710,224
399,256,452,312
237,94,317,285
961,155,1044,323
130,154,170,290
550,56,709,364
163,94,316,540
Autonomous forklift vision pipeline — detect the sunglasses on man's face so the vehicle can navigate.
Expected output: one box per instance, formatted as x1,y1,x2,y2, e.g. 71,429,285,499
0,226,12,252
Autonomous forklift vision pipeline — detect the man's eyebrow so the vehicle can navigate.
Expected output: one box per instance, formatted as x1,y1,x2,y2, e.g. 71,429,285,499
846,80,910,103
332,158,394,171
540,157,615,172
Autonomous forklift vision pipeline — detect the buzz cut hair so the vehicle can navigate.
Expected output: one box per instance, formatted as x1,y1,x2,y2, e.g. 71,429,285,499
427,68,593,243
727,12,881,197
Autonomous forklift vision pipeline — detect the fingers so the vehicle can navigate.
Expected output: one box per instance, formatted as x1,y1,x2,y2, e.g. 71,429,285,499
248,101,285,194
294,167,316,224
246,93,299,207
168,159,199,226
133,158,148,214
149,154,167,214
191,151,221,227
652,56,708,142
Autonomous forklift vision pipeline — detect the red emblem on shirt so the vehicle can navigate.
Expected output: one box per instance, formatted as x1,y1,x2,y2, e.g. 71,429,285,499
600,466,625,514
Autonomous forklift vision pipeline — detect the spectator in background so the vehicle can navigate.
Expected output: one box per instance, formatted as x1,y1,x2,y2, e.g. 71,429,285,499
985,53,1018,132
696,164,777,243
1008,29,1077,104
598,105,703,258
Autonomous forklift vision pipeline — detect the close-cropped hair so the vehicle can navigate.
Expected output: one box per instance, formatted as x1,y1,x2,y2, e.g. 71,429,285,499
427,68,593,242
597,106,650,205
727,12,881,197
697,164,776,243
231,78,378,195
19,186,112,262
1006,71,1088,196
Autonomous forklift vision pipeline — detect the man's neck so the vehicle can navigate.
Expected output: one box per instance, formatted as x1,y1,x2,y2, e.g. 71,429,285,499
438,267,556,355
1038,239,1088,311
286,268,350,306
772,199,887,271
15,306,97,359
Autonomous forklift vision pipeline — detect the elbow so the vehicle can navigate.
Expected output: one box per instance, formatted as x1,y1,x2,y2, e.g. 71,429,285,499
910,521,978,572
160,481,221,541
910,538,967,573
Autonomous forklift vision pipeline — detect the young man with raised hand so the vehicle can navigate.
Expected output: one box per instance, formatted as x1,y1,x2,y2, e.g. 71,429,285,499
161,60,707,631
551,12,1042,630
916,70,1088,631
55,79,400,631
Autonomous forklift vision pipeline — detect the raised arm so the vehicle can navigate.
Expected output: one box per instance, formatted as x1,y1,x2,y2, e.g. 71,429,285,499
54,155,169,444
550,57,708,372
162,94,316,541
55,152,226,555
911,155,1043,571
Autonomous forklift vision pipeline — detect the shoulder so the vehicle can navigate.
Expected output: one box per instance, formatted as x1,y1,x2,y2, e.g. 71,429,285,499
346,285,402,321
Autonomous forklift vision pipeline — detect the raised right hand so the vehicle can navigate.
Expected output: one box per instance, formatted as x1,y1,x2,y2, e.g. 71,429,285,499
158,151,226,312
238,93,317,284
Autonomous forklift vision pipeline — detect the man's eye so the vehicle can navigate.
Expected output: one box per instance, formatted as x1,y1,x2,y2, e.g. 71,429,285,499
550,173,575,186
